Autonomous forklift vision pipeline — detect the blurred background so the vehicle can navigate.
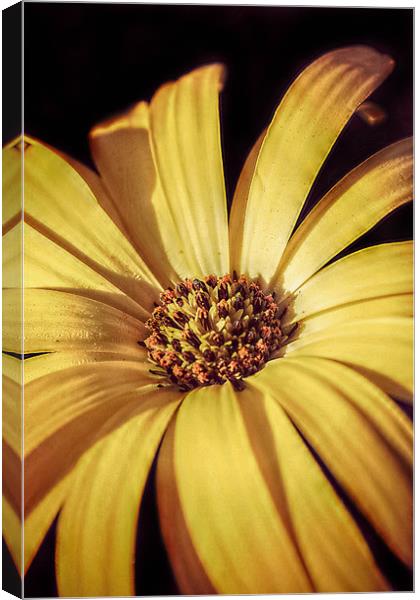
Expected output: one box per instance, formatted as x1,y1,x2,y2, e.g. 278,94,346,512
5,3,414,596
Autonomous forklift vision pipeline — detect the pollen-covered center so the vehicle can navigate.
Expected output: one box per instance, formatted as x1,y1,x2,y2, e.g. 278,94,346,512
144,274,288,391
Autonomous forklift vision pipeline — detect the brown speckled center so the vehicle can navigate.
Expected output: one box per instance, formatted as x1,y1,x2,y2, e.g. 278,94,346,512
144,274,288,391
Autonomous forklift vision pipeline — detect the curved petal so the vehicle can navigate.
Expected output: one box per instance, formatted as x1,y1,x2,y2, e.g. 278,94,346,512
23,137,161,312
252,357,412,565
56,389,182,597
295,294,412,337
3,221,22,288
22,349,148,383
157,422,217,595
277,138,413,293
283,241,413,324
239,389,388,591
4,288,146,355
149,64,229,277
3,222,149,322
24,361,156,455
24,375,164,521
229,129,266,265
24,472,72,573
3,138,22,232
90,102,181,285
159,383,313,593
285,317,413,402
3,374,21,456
231,46,394,283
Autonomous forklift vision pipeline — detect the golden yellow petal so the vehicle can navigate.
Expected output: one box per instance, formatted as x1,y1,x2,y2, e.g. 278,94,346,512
285,317,413,402
22,349,148,383
6,222,148,322
283,241,413,324
4,288,146,355
149,64,229,277
3,372,21,456
23,137,161,311
229,130,266,268
24,361,155,455
3,139,22,232
90,102,182,285
295,294,412,338
161,384,313,593
277,138,413,293
24,473,72,573
55,389,182,597
240,389,388,591
231,46,394,283
253,357,412,565
3,221,22,288
157,422,217,595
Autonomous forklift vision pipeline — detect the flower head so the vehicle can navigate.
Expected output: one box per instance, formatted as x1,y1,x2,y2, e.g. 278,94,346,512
3,46,412,595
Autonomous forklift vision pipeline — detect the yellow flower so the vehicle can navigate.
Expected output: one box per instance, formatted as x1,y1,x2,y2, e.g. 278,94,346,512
3,45,413,595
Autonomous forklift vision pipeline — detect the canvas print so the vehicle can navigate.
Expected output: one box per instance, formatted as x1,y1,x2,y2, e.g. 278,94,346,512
2,3,413,597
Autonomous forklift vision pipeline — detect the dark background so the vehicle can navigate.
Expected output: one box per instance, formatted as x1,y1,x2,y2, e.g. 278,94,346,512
5,2,414,596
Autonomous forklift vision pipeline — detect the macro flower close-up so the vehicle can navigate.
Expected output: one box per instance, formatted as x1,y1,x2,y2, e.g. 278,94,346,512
3,41,413,596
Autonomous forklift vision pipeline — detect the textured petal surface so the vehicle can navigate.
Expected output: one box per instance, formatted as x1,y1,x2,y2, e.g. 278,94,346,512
56,389,182,597
23,137,161,312
3,139,22,232
159,383,313,593
294,295,412,337
3,222,149,322
285,317,413,402
149,64,229,277
252,357,412,565
283,241,413,324
24,361,155,455
4,289,146,355
231,46,394,283
22,349,148,383
277,138,413,293
239,388,388,591
90,102,180,285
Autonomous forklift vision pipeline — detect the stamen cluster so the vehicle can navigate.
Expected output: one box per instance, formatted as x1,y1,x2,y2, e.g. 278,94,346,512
144,274,287,391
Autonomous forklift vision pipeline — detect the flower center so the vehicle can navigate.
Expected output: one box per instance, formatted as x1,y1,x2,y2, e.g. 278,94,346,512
144,274,288,391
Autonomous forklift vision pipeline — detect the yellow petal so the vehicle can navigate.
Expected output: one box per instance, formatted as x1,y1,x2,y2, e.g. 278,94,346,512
4,288,146,354
56,389,182,596
3,138,22,232
283,241,413,324
22,349,148,383
24,473,72,573
159,384,312,593
53,141,130,238
231,46,394,283
3,497,22,575
240,389,388,591
253,357,412,565
23,137,161,312
295,294,412,337
3,371,21,456
3,441,21,515
156,423,216,595
149,64,229,277
285,317,413,402
24,360,155,455
5,222,148,322
229,130,266,267
90,102,181,285
3,221,22,288
277,138,413,293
